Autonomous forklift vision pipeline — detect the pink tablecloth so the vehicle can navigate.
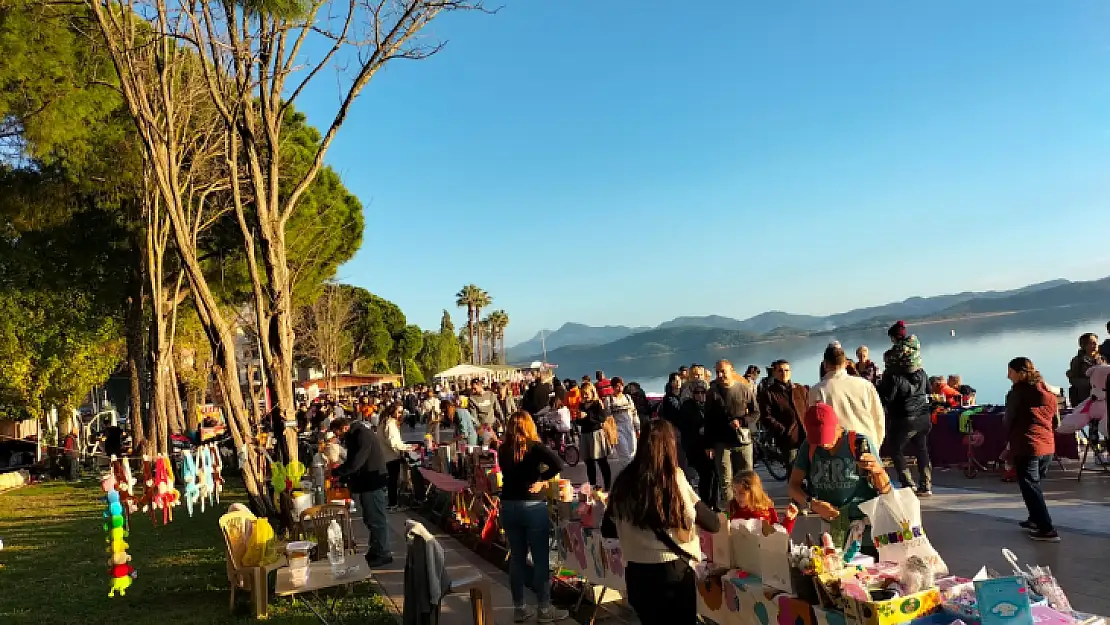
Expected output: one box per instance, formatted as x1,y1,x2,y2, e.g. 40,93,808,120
880,405,1080,467
417,468,470,493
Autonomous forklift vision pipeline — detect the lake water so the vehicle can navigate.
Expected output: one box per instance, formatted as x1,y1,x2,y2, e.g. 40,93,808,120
563,306,1109,403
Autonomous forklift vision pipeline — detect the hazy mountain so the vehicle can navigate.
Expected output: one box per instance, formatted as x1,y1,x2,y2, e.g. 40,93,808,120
506,322,649,362
511,277,1093,364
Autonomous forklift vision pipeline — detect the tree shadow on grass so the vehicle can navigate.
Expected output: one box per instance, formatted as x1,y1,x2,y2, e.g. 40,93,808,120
0,479,393,625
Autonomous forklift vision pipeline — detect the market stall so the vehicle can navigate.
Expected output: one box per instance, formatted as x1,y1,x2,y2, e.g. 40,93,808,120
880,405,1079,470
552,485,1100,625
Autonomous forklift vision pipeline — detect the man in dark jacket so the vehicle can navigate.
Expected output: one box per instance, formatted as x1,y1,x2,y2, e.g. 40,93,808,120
757,359,808,467
658,373,686,465
878,363,933,496
706,359,760,508
522,372,554,416
679,380,715,504
335,422,392,567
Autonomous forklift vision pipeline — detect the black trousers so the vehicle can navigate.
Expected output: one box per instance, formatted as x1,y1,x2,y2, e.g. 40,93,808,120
889,421,932,490
625,560,697,625
386,459,402,507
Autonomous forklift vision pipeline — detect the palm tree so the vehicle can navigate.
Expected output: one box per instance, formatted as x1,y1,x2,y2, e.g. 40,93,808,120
478,317,493,365
472,288,492,363
455,285,483,364
488,310,509,364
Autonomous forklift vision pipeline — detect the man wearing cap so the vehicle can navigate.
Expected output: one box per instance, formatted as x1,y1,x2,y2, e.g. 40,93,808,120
789,402,891,554
809,342,886,447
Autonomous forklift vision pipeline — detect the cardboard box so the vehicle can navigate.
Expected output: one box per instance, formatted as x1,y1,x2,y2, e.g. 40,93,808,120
844,587,942,625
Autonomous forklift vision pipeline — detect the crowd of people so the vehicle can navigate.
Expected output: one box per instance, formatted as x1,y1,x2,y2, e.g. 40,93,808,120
273,319,1110,624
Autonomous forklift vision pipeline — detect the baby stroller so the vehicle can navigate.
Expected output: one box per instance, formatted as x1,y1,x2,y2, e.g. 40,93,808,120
539,419,580,467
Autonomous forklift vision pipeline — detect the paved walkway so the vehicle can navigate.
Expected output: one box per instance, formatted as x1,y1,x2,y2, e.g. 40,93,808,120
388,425,1110,621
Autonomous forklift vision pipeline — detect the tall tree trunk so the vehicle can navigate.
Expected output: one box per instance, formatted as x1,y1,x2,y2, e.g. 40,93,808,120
125,232,146,448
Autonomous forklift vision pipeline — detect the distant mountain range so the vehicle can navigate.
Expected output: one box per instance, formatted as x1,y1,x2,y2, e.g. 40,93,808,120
507,277,1105,364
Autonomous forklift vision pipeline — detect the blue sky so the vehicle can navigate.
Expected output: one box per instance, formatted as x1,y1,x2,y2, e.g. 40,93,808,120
297,1,1110,345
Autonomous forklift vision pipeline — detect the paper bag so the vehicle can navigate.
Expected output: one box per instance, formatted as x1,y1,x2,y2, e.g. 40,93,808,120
728,518,762,575
699,512,731,570
858,488,948,575
758,522,792,592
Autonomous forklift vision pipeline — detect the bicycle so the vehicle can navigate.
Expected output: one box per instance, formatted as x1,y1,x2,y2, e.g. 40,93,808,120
752,427,789,481
542,426,580,467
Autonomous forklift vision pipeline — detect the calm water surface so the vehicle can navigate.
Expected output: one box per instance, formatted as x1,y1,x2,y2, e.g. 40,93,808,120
568,307,1109,404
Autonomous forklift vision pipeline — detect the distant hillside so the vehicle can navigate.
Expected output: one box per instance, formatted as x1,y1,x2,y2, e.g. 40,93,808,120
517,277,1104,368
507,322,648,361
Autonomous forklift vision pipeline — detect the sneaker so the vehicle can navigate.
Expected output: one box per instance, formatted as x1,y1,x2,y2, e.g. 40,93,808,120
537,606,570,623
513,606,536,623
1019,520,1038,531
1029,529,1060,543
366,554,394,568
916,488,932,498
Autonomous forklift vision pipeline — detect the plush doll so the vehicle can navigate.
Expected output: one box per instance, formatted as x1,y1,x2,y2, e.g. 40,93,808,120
108,574,132,597
181,450,200,517
112,457,138,516
109,551,131,566
196,446,214,512
137,456,156,518
210,444,224,504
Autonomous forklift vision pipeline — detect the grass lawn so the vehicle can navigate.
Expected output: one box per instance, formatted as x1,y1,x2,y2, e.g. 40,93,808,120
0,477,395,625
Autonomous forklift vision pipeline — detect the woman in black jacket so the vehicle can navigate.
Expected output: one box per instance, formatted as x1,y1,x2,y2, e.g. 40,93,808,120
577,382,613,490
878,364,933,495
658,373,685,466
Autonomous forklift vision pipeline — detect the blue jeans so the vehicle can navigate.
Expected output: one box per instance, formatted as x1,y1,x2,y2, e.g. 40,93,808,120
356,487,390,559
500,499,551,607
1015,455,1054,531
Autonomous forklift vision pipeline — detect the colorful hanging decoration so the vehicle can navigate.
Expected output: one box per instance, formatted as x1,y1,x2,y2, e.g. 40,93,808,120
197,445,215,511
101,472,136,597
148,454,180,525
181,450,200,517
111,456,138,516
210,444,224,504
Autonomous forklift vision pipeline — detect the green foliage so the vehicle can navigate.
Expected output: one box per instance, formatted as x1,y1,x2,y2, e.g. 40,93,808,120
416,314,464,381
403,358,425,385
394,325,424,361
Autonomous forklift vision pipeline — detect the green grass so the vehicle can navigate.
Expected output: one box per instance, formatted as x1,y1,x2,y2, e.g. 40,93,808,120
0,478,395,625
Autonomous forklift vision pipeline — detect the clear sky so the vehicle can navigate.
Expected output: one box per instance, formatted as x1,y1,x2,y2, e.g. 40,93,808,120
296,1,1110,346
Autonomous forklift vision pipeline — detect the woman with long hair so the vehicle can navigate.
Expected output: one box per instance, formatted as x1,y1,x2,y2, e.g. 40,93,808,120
578,382,613,490
380,403,409,511
608,377,640,465
601,420,720,625
497,411,568,623
1005,357,1060,542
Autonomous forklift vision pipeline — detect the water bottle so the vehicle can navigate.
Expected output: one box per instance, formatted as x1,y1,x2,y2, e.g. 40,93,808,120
327,519,346,576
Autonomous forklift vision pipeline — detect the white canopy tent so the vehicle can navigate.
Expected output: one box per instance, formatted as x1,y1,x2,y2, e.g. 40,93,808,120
433,364,495,380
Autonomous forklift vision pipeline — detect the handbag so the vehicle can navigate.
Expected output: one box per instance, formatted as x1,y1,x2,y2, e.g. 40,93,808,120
602,416,619,447
653,526,699,571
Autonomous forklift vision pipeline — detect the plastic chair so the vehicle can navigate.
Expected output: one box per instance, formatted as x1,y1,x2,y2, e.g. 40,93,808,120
218,510,286,618
299,504,356,560
407,521,495,625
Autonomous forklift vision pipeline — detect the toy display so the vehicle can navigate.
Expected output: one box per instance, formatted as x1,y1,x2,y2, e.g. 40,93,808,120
101,471,137,597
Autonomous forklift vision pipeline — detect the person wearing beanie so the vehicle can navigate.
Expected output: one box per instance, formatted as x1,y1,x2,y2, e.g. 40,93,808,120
788,402,891,553
884,321,923,372
809,343,886,446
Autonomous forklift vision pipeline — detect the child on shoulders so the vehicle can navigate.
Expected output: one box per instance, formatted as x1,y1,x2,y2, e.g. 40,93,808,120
728,471,798,534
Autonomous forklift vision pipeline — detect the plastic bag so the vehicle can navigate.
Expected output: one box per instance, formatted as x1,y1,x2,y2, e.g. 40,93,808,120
241,518,275,567
858,487,948,575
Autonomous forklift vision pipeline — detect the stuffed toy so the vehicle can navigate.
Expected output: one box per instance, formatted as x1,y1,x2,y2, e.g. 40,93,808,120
181,450,200,517
102,469,136,598
151,454,180,525
197,446,214,512
210,444,224,504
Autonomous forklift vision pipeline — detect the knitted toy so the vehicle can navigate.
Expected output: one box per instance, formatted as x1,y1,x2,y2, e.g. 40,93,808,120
197,446,215,511
102,472,137,597
150,454,180,525
137,456,156,520
210,444,224,504
181,450,200,517
111,457,138,516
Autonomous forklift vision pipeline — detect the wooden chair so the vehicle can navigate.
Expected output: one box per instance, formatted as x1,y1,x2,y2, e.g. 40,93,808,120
299,504,356,560
218,510,286,618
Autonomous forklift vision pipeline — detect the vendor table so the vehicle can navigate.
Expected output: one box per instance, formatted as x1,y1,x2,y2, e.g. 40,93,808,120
880,405,1079,469
274,560,373,625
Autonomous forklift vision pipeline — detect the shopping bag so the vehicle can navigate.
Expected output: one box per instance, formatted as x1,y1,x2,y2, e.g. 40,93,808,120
858,488,948,575
728,518,761,575
699,512,731,570
758,521,792,592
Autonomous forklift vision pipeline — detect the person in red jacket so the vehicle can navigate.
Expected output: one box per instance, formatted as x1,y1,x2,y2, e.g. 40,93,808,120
1005,357,1060,543
727,471,797,534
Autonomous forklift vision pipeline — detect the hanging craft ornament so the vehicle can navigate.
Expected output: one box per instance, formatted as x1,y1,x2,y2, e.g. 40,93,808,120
150,454,181,525
181,450,200,517
210,444,224,504
101,471,137,597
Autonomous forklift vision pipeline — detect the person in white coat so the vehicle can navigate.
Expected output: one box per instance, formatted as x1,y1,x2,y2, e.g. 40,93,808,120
380,403,410,511
607,377,640,466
